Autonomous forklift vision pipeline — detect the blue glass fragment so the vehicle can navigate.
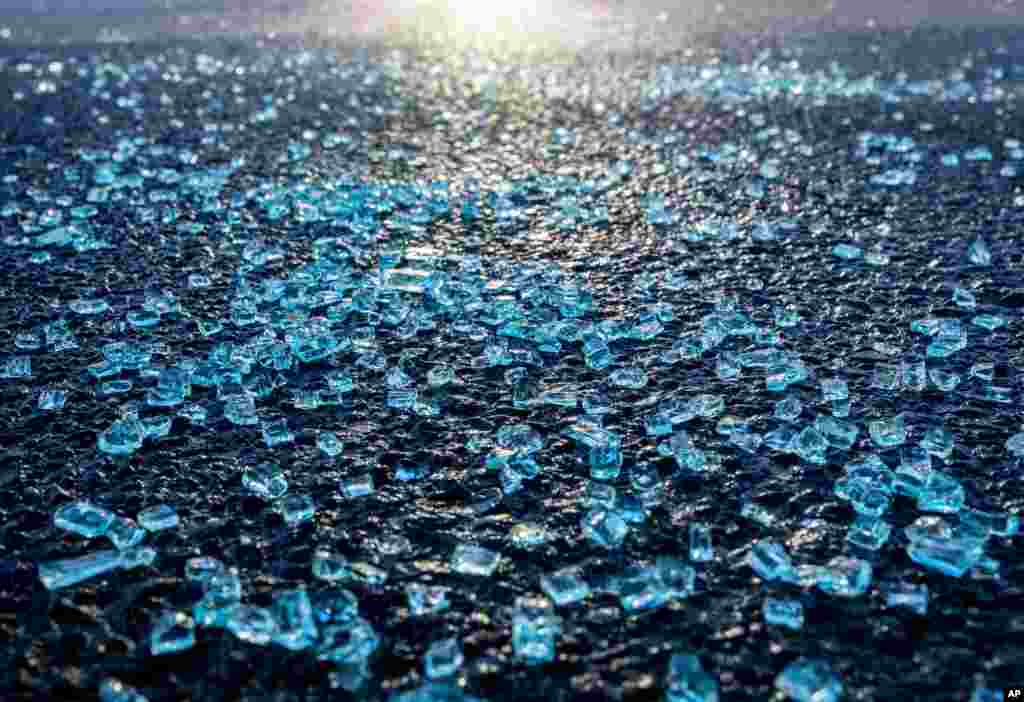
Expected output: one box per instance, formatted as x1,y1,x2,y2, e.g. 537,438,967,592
340,475,375,499
276,494,316,526
749,541,797,582
242,464,288,500
119,546,157,570
689,523,714,562
99,678,149,702
615,567,670,612
184,557,225,586
194,570,243,628
816,557,872,597
98,419,145,456
107,517,146,550
815,416,858,451
496,423,543,455
846,516,891,550
669,430,707,472
38,388,67,410
137,504,179,532
272,588,319,651
226,605,277,646
316,617,379,664
773,396,803,423
540,569,591,606
793,426,828,464
407,584,449,616
450,544,500,576
763,598,804,631
960,508,1019,537
775,658,842,702
907,534,985,577
511,596,561,665
882,581,928,615
581,509,629,548
424,638,464,680
54,501,115,538
665,653,719,702
869,414,906,449
318,432,344,457
1,356,32,378
38,549,123,590
312,551,351,582
657,557,696,598
150,611,195,655
261,418,294,447
916,471,965,514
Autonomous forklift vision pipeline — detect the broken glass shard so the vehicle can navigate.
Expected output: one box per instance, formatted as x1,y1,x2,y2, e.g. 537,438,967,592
960,508,1019,537
340,475,375,499
424,638,464,680
618,567,670,612
406,584,450,616
54,501,115,538
99,678,149,702
272,588,319,651
814,416,858,451
261,418,294,447
819,378,848,401
689,523,714,562
243,464,288,500
916,471,965,513
906,533,984,577
38,388,67,410
194,570,243,628
748,541,797,582
657,557,696,599
817,557,872,597
98,419,145,456
137,504,179,532
318,432,344,457
869,414,907,449
496,423,543,455
226,605,277,646
920,426,954,459
277,494,315,526
882,581,928,615
540,569,591,607
38,549,123,590
313,550,351,582
317,618,380,665
763,597,804,631
846,516,892,550
794,426,828,464
106,516,146,550
510,596,561,665
665,653,719,702
185,556,225,587
510,522,548,549
774,396,803,423
776,658,842,702
150,611,195,655
450,544,500,576
581,509,629,548
118,546,157,570
312,588,360,625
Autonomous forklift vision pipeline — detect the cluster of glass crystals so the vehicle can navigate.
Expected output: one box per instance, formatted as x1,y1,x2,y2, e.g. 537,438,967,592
4,40,1022,702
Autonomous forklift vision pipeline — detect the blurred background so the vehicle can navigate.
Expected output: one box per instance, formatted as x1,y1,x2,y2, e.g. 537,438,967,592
0,0,1022,46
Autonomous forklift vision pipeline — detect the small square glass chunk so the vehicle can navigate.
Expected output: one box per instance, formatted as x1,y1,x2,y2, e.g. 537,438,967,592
137,504,180,532
450,544,500,577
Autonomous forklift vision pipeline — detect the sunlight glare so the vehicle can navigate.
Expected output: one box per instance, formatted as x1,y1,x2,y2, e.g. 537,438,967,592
431,0,545,35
